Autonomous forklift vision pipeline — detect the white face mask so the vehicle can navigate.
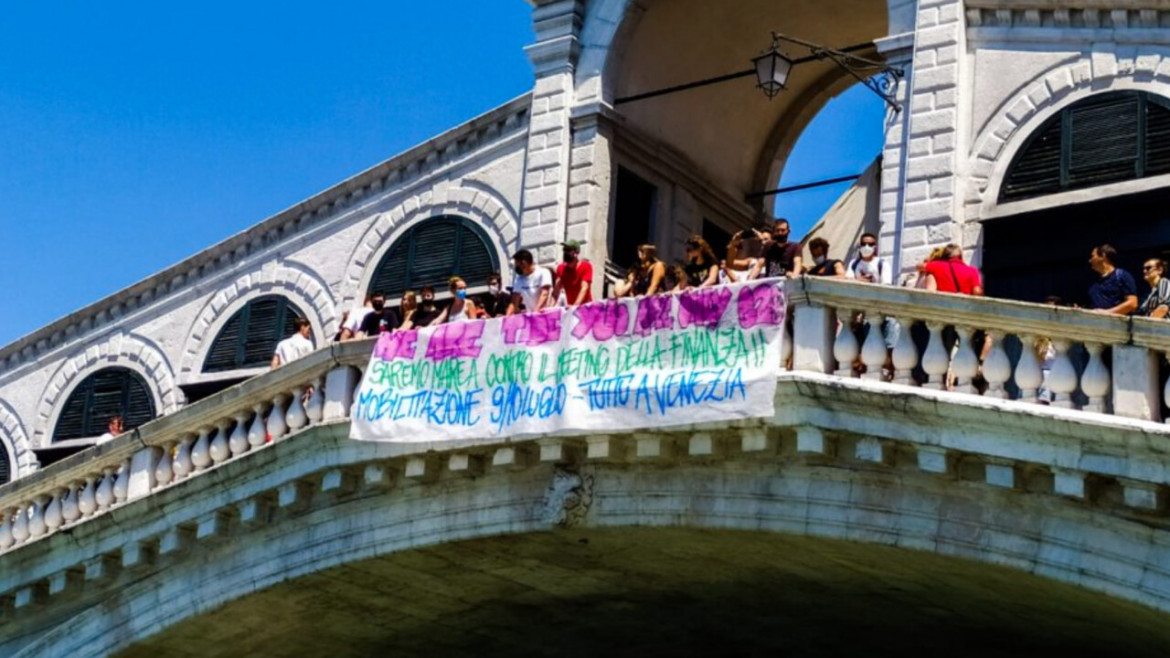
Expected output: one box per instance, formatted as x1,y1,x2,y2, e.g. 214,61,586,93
859,245,876,258
814,256,826,265
488,284,501,294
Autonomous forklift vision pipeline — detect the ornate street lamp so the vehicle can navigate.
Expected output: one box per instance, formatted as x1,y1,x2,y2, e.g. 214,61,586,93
756,32,904,111
752,37,794,99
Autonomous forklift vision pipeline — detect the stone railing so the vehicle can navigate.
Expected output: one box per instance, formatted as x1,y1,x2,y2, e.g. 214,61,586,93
790,276,1170,422
0,340,372,556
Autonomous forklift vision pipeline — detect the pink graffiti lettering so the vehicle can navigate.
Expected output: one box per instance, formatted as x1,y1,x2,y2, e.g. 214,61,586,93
737,283,785,329
677,288,732,329
424,322,485,361
571,300,631,341
374,330,419,361
634,295,673,336
501,310,563,346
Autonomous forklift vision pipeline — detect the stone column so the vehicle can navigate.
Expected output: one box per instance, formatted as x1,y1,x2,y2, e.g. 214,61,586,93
519,0,586,265
886,0,969,279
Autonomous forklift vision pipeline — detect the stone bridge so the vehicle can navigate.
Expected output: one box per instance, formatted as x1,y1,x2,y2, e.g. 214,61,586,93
2,280,1170,656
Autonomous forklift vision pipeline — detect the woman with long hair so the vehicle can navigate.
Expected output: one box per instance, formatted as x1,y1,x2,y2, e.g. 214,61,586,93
683,236,719,287
398,290,419,330
632,244,667,296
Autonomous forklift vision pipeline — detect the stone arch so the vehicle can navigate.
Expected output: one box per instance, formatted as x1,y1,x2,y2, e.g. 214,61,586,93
339,183,516,307
178,259,338,378
33,331,178,447
965,52,1170,221
11,443,1170,656
0,399,37,480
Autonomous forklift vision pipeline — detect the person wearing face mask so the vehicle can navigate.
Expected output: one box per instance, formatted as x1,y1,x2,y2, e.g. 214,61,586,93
508,249,553,314
762,218,803,279
433,276,479,324
411,285,443,326
805,238,845,277
477,272,511,319
846,233,892,285
358,293,400,337
553,240,593,306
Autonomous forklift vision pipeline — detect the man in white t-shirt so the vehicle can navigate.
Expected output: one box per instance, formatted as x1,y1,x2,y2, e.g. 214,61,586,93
340,294,374,341
271,318,315,369
507,249,552,314
845,233,892,285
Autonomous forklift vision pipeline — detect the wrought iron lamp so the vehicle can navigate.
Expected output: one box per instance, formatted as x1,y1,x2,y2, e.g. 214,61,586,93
753,32,904,111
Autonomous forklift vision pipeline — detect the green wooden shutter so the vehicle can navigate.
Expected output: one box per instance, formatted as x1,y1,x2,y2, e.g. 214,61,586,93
203,311,244,372
0,450,9,485
1066,93,1141,188
1146,98,1170,176
52,367,157,441
458,222,496,287
368,216,499,299
1002,117,1063,200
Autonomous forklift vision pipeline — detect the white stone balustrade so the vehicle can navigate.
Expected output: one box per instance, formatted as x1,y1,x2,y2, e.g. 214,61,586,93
0,340,367,555
790,277,1163,421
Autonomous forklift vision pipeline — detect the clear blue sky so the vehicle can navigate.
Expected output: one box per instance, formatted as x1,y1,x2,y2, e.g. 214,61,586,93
0,1,882,347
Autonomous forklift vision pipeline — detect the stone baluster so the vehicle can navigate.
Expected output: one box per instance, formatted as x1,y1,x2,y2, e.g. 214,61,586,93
324,365,361,420
859,314,887,381
1048,339,1079,408
79,477,97,516
951,326,979,394
1082,343,1111,413
306,377,325,424
11,505,28,544
61,484,81,523
891,318,918,385
1015,334,1043,402
921,322,950,390
114,458,131,504
28,496,47,538
268,395,289,442
191,427,213,471
209,420,231,464
286,386,308,432
44,489,64,531
0,509,13,550
248,404,268,447
155,443,175,486
174,435,194,479
95,468,116,509
229,412,250,457
832,310,859,377
981,331,1012,399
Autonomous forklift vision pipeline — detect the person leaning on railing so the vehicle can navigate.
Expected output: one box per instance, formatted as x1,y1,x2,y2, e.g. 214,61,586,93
1087,244,1138,316
1139,258,1170,318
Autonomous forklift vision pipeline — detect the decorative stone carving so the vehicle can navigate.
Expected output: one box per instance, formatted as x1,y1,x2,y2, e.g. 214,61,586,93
540,467,595,528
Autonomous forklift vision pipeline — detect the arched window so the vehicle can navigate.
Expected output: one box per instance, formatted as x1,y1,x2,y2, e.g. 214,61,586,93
53,367,156,442
0,448,10,485
368,215,498,298
203,296,308,373
1001,91,1170,202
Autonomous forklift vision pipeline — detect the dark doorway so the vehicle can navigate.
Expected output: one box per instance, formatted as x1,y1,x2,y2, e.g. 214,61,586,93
982,186,1170,305
702,219,732,262
610,167,657,269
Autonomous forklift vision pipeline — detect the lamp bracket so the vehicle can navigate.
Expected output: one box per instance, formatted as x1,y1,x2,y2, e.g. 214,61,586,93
772,32,905,112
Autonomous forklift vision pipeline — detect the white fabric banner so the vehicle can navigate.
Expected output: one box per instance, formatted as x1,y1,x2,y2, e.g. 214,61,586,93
349,279,786,443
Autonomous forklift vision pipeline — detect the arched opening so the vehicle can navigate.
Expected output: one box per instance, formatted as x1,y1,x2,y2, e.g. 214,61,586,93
202,295,310,373
52,367,156,442
367,215,499,300
984,91,1170,303
601,0,890,267
0,445,10,485
115,529,1170,657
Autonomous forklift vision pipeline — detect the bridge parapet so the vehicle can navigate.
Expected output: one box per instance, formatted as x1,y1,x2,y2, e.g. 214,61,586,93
792,277,1170,422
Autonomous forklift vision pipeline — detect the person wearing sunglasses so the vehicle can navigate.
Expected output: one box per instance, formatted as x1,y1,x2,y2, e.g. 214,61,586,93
846,232,891,285
1139,258,1170,319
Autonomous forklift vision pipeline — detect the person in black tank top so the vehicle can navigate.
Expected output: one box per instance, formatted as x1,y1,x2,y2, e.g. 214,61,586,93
806,237,845,277
683,235,719,287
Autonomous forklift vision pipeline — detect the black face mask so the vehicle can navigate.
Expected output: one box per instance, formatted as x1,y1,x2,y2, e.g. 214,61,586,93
372,299,385,312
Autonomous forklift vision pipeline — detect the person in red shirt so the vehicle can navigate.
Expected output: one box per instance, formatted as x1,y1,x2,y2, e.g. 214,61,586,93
923,243,983,295
554,240,594,306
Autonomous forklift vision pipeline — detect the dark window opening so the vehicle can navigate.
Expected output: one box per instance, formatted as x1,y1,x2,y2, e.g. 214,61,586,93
203,296,308,373
611,167,657,268
1001,92,1170,202
702,219,733,261
368,215,498,299
53,367,156,442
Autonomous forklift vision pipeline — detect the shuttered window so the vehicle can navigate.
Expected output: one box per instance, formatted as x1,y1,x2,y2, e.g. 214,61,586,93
52,367,157,442
202,296,307,373
1002,92,1170,201
368,216,498,298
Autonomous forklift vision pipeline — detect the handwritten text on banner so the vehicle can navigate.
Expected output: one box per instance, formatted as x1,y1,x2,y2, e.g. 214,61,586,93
349,279,786,443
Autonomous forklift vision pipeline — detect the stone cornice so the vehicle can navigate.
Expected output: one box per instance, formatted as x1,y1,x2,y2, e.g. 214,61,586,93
0,93,533,377
966,3,1170,28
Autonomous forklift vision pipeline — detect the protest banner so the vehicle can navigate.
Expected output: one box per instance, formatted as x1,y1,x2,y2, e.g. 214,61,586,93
349,279,785,443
